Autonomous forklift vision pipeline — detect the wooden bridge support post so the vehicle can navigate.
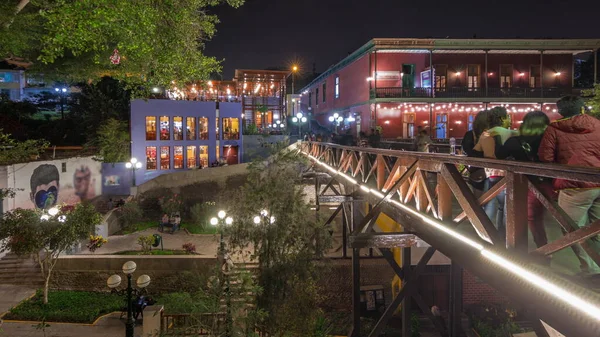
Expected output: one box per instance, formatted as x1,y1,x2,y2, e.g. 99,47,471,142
401,245,412,337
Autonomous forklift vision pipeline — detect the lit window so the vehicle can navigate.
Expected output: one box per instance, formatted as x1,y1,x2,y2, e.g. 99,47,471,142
500,65,513,88
436,114,448,139
223,118,239,140
335,76,340,99
145,117,157,140
199,117,208,140
186,117,196,140
173,116,183,140
174,146,183,169
403,114,415,138
216,117,220,140
159,116,170,140
200,146,209,167
146,147,157,170
160,146,170,170
468,114,475,131
187,146,196,168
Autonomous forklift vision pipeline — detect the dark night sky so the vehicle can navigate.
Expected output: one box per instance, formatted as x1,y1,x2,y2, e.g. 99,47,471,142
205,0,600,78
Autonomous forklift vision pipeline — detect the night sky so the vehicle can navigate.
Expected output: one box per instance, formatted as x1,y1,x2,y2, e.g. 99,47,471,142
206,0,600,79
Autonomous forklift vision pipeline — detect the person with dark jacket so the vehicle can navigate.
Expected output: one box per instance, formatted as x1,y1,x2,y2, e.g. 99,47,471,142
538,95,600,275
496,111,552,252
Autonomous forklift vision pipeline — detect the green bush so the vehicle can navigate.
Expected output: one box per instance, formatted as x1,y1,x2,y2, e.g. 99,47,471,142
190,203,208,232
137,234,155,254
117,201,143,231
4,290,122,323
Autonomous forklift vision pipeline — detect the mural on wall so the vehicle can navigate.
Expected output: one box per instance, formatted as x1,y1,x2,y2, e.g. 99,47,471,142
6,157,102,211
100,163,132,196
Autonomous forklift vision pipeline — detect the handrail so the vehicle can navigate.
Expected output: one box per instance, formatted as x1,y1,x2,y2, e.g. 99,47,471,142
308,142,600,183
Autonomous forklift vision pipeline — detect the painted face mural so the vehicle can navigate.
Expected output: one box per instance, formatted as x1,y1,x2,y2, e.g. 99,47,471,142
30,164,60,210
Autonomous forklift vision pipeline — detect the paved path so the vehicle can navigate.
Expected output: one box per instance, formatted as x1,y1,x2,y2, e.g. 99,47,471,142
74,228,255,263
0,313,141,337
0,285,36,317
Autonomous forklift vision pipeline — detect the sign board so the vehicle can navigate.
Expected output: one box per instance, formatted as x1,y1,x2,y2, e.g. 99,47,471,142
421,70,432,88
374,71,401,80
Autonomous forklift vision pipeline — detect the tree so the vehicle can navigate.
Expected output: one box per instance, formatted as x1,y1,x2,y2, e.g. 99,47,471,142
583,83,600,118
92,118,130,164
0,128,49,165
0,202,101,304
0,0,245,95
226,144,331,334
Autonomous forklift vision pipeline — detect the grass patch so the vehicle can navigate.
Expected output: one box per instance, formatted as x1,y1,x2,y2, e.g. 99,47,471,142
115,250,190,255
4,290,122,324
120,221,217,235
185,223,217,235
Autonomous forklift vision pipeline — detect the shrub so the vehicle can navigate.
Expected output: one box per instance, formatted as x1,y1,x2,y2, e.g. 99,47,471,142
117,201,143,231
4,290,122,323
137,235,155,254
159,194,183,216
182,242,196,254
87,235,107,252
190,201,216,231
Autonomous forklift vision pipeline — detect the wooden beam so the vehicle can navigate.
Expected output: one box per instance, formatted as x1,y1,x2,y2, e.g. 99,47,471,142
441,164,499,245
506,173,528,252
533,220,600,256
453,177,506,223
349,233,418,248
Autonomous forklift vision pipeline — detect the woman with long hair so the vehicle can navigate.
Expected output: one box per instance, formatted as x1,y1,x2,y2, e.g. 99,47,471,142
496,110,552,254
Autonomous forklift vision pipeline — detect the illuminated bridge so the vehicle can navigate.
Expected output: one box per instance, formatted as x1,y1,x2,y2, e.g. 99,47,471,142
299,141,600,337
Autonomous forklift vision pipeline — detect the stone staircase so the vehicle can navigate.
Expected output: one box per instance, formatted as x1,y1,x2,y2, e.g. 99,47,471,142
220,263,259,312
0,253,44,286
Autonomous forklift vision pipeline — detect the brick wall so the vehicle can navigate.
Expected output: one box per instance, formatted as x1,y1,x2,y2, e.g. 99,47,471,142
462,269,507,305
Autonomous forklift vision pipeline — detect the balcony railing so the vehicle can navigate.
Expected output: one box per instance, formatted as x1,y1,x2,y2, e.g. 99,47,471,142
374,86,587,99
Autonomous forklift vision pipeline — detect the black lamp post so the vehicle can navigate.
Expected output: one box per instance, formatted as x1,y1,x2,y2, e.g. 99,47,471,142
54,87,67,120
211,211,233,337
125,157,143,187
292,112,307,137
107,261,151,337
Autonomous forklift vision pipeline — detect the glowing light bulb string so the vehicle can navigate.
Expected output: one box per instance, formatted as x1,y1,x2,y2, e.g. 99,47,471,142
301,150,600,322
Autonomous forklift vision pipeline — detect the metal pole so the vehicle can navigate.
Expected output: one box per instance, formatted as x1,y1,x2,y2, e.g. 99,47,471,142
292,72,295,94
401,246,412,337
131,168,136,187
126,274,134,337
540,50,544,98
485,50,489,97
61,94,65,120
594,49,598,84
351,247,361,337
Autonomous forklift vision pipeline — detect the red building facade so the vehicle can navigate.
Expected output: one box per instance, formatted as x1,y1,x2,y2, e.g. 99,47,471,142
299,38,600,139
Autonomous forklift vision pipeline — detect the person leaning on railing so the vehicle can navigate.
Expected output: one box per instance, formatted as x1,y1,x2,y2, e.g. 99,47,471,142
495,111,552,258
538,95,600,276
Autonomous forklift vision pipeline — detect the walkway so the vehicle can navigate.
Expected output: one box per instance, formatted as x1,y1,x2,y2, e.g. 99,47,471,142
0,313,141,337
74,228,254,263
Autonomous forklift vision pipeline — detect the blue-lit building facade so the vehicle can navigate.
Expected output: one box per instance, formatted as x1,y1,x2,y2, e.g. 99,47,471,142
130,99,242,184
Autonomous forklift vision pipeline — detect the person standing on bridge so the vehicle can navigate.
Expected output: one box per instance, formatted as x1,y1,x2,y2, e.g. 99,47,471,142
496,111,552,255
538,95,600,276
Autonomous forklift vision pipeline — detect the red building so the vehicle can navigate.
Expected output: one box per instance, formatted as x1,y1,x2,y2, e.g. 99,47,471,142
299,38,600,139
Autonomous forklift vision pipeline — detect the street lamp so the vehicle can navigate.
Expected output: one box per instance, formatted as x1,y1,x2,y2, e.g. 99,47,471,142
107,261,151,337
54,87,68,120
291,65,299,94
210,210,233,337
125,158,143,187
328,113,344,133
292,112,307,137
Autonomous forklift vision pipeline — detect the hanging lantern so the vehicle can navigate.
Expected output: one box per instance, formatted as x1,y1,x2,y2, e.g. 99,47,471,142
110,49,121,65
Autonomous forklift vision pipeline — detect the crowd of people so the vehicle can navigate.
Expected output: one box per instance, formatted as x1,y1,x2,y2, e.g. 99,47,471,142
461,96,600,275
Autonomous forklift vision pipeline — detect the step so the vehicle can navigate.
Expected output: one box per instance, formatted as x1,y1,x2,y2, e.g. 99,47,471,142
0,272,42,280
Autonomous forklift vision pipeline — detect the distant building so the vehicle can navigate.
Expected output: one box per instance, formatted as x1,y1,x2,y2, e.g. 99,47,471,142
299,38,600,139
130,99,242,185
0,60,66,101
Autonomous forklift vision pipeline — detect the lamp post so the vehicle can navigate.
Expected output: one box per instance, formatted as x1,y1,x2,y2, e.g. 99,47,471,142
253,210,275,268
125,158,143,187
107,261,151,337
291,65,298,94
210,211,233,337
292,112,307,137
54,87,67,120
328,113,344,133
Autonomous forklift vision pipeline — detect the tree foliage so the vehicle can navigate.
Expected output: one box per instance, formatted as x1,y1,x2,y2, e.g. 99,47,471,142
91,118,130,164
0,128,49,165
0,203,101,304
225,144,331,334
0,0,245,96
583,83,600,118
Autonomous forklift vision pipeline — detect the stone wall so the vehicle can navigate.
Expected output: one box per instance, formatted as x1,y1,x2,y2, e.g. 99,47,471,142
136,163,250,196
242,135,289,163
52,255,218,293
